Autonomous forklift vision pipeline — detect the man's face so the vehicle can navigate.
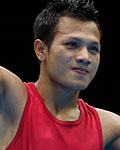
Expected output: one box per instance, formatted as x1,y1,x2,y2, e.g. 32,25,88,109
44,17,101,90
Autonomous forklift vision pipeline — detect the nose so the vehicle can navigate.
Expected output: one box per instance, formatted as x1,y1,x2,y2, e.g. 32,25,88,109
75,46,91,66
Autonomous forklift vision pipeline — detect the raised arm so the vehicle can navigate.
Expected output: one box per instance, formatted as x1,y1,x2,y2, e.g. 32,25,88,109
0,66,27,115
0,66,27,149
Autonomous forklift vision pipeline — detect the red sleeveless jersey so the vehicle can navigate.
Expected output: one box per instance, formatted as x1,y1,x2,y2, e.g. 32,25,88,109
6,82,103,150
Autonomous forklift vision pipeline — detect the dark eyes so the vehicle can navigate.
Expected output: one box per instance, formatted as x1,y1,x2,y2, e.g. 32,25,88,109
63,42,78,49
88,46,100,54
63,42,100,54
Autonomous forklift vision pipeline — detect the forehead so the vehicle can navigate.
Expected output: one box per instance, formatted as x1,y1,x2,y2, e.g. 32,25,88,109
54,16,100,43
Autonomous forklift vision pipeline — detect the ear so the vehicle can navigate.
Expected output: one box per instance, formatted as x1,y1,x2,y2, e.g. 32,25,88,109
34,39,47,61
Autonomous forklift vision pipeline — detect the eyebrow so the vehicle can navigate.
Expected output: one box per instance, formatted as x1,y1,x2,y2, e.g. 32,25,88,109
56,30,100,47
67,37,99,44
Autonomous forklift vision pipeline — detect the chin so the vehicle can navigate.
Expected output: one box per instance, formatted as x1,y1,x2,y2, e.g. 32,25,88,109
68,82,89,91
59,78,90,91
74,85,88,91
72,80,90,90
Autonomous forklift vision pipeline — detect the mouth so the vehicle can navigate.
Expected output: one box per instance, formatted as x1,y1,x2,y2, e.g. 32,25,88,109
72,67,90,75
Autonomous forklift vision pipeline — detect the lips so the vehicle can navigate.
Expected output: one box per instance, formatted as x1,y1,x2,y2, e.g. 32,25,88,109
72,67,89,75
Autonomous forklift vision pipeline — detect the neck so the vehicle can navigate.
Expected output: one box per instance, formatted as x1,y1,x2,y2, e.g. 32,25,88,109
35,72,80,117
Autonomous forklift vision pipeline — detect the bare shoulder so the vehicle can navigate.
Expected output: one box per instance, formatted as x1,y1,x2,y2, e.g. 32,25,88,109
0,66,28,149
0,66,28,119
96,108,120,128
95,108,120,148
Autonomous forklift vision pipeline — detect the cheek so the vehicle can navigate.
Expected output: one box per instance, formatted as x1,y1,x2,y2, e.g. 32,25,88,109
95,55,100,70
93,63,99,75
50,49,71,68
46,52,70,80
90,57,100,78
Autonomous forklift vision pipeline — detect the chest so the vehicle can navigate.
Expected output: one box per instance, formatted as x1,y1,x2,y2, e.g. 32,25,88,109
6,96,103,150
7,110,102,150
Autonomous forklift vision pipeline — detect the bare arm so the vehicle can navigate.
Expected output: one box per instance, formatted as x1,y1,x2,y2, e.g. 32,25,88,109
0,66,28,149
104,137,120,150
96,108,120,150
0,66,27,121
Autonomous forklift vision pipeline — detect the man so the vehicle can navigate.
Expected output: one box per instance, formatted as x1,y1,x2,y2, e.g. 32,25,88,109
0,0,120,149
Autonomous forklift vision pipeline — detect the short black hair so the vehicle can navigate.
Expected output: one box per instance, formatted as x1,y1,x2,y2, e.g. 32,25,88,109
33,0,102,49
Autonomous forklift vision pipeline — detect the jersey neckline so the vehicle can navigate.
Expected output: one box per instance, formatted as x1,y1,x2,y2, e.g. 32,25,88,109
29,82,84,126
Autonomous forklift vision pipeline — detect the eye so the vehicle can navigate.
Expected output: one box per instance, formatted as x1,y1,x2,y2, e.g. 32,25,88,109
63,42,78,49
88,46,100,55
